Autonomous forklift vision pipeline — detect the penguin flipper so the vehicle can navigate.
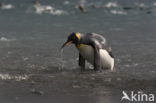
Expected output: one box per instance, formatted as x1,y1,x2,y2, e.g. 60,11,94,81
79,53,85,71
85,39,101,71
93,45,101,71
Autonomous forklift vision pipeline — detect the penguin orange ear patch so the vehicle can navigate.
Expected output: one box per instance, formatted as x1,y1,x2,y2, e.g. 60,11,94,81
76,33,80,40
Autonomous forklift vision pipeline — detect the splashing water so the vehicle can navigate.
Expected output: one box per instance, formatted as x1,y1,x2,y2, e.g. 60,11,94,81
59,49,65,70
26,2,67,15
34,3,67,15
1,4,14,10
0,73,28,81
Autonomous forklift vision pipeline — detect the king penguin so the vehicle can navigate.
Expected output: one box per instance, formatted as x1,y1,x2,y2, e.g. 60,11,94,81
62,32,114,71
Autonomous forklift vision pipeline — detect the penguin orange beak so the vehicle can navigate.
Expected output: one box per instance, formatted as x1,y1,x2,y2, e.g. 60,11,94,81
61,41,72,48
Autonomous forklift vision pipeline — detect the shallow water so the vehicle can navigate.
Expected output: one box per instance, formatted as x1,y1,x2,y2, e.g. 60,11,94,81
0,0,156,103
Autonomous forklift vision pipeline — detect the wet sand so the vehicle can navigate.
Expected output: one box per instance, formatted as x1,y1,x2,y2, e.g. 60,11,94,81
0,69,155,103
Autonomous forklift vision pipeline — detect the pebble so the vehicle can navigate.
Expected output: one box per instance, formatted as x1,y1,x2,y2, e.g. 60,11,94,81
72,85,81,88
30,89,44,95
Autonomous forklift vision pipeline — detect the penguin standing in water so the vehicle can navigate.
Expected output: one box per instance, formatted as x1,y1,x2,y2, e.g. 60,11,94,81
62,32,114,71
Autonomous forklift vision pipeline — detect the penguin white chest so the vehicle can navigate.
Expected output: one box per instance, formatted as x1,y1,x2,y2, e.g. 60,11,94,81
76,44,114,70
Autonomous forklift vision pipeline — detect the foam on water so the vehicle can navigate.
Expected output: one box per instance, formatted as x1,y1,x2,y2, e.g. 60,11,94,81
105,2,119,8
26,2,67,15
0,4,14,10
33,3,67,15
59,49,65,70
63,1,70,5
110,10,127,15
0,37,16,42
50,9,67,15
0,73,28,81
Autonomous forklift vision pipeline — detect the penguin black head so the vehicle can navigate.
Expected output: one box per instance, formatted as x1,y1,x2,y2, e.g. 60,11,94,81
62,32,80,48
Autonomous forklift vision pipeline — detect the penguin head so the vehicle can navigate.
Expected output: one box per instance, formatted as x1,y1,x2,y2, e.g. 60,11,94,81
62,32,81,48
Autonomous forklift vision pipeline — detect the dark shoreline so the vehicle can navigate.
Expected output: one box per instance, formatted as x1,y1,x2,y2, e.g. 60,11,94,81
0,70,155,103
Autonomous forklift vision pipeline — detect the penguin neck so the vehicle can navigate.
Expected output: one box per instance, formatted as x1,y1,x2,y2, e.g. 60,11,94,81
75,39,83,49
75,44,82,49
